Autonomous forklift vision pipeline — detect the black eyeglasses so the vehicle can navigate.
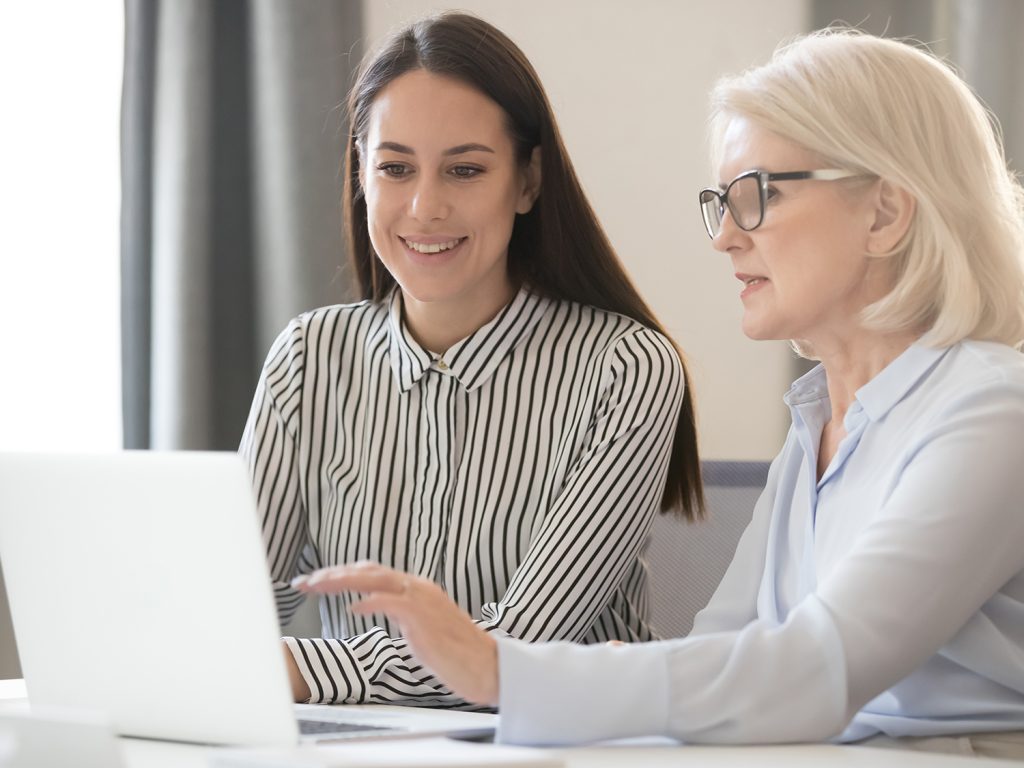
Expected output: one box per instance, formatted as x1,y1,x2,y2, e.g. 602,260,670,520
698,169,862,239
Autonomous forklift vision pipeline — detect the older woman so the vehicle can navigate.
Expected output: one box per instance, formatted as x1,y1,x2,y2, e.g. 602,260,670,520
295,29,1024,756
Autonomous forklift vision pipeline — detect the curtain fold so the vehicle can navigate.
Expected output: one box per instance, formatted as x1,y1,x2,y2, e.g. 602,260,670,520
121,0,362,450
952,0,1024,173
121,0,158,450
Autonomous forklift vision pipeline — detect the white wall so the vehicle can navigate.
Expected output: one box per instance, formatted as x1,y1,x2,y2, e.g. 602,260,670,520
364,1,808,459
0,2,124,679
0,4,123,452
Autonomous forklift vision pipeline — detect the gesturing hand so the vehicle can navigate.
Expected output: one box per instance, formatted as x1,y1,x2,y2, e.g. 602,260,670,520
292,561,499,706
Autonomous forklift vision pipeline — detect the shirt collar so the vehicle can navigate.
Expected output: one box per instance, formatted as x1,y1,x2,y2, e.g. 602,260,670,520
853,343,948,421
387,288,551,393
783,363,829,407
783,343,950,420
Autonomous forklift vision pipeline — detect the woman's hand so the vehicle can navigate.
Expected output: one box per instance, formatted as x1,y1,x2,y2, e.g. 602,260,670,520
292,561,499,706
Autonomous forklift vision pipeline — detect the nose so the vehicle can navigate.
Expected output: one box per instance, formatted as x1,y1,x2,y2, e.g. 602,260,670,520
409,174,450,222
711,207,748,254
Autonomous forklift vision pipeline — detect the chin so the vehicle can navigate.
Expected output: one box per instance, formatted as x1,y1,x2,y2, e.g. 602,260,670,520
740,318,771,341
740,321,789,342
741,305,801,341
392,273,465,305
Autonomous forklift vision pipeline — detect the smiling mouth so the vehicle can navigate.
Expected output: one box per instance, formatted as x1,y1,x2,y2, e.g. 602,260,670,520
402,237,465,254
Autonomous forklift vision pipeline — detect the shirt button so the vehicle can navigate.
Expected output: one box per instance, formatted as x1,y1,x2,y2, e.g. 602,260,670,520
437,359,448,371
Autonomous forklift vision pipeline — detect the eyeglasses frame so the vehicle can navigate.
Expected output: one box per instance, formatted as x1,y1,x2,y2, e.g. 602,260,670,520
699,169,863,239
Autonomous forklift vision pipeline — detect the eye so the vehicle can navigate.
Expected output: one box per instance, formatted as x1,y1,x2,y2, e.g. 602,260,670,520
449,164,483,179
377,162,411,179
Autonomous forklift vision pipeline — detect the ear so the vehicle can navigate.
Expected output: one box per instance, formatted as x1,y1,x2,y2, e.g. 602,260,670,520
866,179,915,254
515,146,542,214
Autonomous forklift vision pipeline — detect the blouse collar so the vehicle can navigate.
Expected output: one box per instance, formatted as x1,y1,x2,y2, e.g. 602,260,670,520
387,288,552,393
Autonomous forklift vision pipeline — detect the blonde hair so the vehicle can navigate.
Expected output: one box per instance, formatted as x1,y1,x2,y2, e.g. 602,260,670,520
710,28,1024,355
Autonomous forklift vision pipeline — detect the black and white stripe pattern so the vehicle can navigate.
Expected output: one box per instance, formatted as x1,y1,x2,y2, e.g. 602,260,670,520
240,288,684,705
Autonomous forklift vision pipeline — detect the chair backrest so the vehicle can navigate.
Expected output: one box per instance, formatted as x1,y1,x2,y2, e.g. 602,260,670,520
0,562,21,679
646,460,769,639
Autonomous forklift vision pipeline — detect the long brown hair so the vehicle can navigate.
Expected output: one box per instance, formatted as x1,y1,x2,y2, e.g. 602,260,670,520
343,12,704,519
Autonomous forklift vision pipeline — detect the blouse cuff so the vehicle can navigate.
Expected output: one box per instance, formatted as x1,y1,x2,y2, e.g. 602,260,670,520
283,636,365,704
496,637,669,746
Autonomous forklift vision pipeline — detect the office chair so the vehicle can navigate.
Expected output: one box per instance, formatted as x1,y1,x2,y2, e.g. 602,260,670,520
646,460,769,639
0,562,21,679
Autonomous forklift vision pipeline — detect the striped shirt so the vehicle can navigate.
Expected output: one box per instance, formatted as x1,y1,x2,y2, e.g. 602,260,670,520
239,287,684,706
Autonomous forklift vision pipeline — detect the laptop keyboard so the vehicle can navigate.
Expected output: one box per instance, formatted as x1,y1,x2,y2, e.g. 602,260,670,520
298,718,400,736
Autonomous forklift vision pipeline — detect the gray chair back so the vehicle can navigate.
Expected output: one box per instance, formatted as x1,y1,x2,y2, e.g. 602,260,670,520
646,460,769,639
0,562,21,679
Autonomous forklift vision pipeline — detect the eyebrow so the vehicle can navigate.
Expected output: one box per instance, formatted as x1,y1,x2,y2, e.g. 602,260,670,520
374,141,496,156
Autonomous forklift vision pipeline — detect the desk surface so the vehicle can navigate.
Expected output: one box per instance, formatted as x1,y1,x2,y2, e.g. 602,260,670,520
1,680,1016,768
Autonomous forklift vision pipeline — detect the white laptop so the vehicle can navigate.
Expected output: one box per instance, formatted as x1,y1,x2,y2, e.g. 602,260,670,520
0,451,496,747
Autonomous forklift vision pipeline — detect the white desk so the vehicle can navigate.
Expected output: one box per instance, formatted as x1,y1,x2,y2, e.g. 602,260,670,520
1,680,1017,768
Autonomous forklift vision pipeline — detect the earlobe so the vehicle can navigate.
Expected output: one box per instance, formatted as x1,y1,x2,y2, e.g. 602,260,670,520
516,146,542,214
867,180,916,254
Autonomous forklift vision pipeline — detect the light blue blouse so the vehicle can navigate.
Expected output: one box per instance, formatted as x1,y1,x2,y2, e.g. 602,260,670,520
497,340,1024,745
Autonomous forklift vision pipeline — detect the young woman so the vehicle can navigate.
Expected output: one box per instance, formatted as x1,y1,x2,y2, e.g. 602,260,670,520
296,29,1024,757
239,12,702,707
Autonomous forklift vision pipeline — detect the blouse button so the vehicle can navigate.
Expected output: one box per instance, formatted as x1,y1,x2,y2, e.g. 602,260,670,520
437,359,449,371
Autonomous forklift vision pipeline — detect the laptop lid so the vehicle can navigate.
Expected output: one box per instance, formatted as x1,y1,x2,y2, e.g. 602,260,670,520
0,452,497,747
0,451,305,746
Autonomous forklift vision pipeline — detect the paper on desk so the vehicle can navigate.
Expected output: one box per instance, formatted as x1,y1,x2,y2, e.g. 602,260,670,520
210,736,563,768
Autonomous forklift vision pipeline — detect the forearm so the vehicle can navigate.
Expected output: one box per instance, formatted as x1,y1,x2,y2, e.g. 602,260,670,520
496,597,849,746
496,637,670,746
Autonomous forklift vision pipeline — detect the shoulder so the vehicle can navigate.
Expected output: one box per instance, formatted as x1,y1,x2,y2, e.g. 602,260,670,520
929,340,1024,403
949,339,1024,383
898,341,1024,442
260,300,385,382
538,300,683,401
288,299,385,338
272,300,386,353
542,299,680,362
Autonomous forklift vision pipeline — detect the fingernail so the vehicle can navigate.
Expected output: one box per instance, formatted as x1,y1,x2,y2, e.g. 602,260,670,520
291,575,309,589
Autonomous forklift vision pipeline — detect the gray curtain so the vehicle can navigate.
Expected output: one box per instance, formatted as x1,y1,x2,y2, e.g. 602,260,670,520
948,0,1024,174
121,0,363,451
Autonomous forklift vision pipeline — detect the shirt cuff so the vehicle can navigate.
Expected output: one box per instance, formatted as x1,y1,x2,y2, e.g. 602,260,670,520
284,635,368,704
496,637,670,746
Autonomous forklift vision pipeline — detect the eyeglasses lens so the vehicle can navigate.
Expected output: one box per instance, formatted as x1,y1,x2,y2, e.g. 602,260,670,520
700,174,764,238
728,175,762,231
699,190,724,238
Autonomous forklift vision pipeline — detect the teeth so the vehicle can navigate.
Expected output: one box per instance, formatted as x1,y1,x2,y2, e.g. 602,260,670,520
403,238,462,254
745,278,765,286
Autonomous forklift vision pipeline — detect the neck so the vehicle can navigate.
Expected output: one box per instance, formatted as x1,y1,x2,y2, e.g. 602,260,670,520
401,282,518,353
813,329,919,421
